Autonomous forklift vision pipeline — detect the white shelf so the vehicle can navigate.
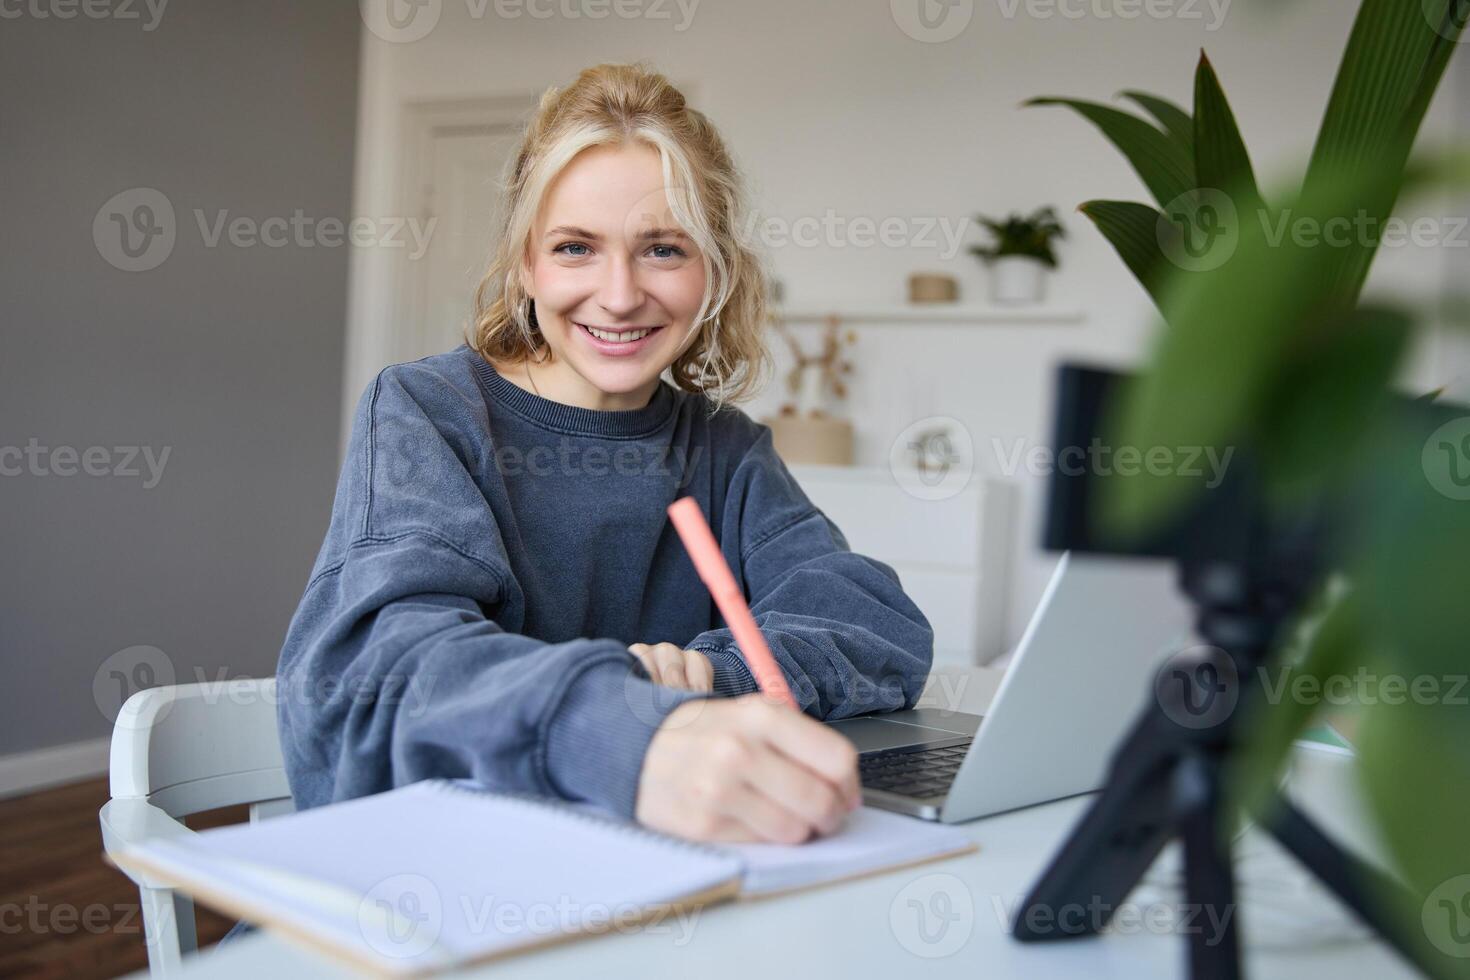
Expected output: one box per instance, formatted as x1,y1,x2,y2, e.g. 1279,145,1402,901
773,304,1085,325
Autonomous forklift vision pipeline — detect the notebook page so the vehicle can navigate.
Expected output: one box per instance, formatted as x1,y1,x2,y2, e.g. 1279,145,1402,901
120,781,744,974
719,805,976,897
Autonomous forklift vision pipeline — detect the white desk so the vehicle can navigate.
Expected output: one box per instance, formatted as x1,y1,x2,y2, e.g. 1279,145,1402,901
141,668,1415,980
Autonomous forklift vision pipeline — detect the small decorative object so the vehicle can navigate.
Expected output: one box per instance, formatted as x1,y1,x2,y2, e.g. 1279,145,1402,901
969,206,1065,305
908,272,959,304
762,314,857,465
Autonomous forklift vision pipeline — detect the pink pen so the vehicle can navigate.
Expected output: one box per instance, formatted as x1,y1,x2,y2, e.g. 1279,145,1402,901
666,496,798,709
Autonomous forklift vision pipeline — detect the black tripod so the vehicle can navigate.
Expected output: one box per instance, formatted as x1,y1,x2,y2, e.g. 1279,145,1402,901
1010,558,1441,979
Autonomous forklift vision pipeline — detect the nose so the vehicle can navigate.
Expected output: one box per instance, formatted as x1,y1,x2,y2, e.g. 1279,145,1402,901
595,252,646,320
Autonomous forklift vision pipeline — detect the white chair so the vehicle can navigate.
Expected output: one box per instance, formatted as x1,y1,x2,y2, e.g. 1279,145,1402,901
98,679,293,977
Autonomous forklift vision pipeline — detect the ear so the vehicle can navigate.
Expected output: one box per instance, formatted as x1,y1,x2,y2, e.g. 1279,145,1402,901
517,255,533,299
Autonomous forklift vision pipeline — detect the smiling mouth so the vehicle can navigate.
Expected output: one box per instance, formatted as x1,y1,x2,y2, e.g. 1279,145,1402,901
574,322,665,344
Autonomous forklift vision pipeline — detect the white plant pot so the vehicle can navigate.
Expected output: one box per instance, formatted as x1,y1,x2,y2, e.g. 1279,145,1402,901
987,256,1049,305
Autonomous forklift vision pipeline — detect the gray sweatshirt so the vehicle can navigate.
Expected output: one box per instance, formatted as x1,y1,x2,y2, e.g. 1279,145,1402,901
276,345,934,818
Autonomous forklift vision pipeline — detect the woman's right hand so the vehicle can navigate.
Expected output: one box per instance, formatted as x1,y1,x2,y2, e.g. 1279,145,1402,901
634,693,862,844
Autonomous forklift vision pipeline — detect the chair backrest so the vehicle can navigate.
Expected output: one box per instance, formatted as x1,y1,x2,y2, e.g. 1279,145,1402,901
109,679,292,819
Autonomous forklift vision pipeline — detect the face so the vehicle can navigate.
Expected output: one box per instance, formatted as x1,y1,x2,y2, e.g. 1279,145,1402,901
517,142,708,411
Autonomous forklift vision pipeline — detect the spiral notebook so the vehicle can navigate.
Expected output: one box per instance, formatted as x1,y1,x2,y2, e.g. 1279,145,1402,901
111,779,975,976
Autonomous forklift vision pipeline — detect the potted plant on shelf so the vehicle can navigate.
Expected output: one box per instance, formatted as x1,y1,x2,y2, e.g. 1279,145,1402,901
969,206,1065,304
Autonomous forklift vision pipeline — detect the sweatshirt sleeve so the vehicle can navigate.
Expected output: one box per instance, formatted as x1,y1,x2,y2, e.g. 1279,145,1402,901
275,364,706,817
685,425,935,718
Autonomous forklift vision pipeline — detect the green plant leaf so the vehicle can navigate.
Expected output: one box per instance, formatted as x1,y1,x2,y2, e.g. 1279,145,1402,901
1259,303,1412,502
1306,0,1468,301
1347,380,1470,974
1193,51,1265,216
1356,693,1470,976
1097,204,1304,536
1026,98,1195,211
1099,151,1470,538
1353,405,1470,686
1077,200,1171,309
1229,586,1361,819
1119,90,1194,159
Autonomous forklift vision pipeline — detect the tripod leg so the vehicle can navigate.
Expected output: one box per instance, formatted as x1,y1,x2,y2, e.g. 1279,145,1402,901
1264,795,1447,978
1175,752,1242,980
1013,704,1179,942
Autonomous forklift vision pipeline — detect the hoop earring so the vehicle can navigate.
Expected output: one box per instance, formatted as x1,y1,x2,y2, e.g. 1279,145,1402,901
524,299,551,364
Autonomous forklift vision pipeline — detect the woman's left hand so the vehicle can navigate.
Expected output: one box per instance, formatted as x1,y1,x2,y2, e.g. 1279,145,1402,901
628,642,714,693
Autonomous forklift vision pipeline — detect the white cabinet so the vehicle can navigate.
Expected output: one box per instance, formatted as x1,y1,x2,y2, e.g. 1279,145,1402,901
787,464,1016,666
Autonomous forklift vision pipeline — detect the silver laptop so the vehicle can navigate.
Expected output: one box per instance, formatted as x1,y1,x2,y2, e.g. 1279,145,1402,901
826,552,1194,822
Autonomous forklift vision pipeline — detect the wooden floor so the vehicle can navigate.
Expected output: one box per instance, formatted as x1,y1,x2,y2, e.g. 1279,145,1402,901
0,778,247,979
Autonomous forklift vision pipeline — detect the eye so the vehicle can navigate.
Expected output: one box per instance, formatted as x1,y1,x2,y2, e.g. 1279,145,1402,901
648,243,686,260
553,242,591,257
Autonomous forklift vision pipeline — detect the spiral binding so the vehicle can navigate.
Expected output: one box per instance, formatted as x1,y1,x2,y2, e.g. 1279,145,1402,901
424,779,737,866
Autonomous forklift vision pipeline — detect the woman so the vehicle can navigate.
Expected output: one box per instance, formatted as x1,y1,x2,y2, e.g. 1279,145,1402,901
277,63,934,846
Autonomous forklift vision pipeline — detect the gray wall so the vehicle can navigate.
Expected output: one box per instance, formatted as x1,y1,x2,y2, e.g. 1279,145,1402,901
1,2,360,754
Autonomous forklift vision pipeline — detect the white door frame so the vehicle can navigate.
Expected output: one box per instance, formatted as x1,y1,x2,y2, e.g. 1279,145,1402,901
396,96,538,365
339,94,538,447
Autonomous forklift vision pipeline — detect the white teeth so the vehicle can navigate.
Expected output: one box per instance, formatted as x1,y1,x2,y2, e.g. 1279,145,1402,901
583,324,652,343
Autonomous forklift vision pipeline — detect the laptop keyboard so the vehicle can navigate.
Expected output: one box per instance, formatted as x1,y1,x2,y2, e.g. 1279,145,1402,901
858,742,972,799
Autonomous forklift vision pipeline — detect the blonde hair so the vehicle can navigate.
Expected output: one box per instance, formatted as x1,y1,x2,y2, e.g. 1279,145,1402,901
469,62,772,410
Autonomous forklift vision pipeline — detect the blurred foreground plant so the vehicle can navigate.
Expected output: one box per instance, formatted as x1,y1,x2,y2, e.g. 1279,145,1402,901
1030,0,1470,968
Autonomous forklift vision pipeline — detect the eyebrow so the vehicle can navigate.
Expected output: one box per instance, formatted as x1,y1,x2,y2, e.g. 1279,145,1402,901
543,224,689,242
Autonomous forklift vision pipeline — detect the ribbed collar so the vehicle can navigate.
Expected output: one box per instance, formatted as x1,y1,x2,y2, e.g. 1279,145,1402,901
466,347,678,439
